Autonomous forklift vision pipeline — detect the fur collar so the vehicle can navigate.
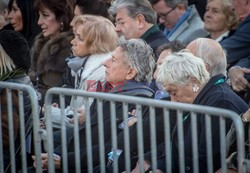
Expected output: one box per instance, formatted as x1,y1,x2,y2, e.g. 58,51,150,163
31,31,73,75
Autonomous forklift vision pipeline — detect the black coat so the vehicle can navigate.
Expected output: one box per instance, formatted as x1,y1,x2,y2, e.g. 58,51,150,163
157,74,249,173
143,28,169,60
56,81,154,171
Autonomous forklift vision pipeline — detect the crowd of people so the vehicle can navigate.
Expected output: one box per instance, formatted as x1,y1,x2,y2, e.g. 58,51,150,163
0,0,250,172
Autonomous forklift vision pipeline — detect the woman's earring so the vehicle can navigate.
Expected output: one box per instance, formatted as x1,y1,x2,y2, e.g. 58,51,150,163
192,85,199,93
60,22,64,31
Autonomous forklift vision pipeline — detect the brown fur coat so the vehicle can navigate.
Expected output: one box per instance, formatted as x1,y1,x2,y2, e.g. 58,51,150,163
29,31,73,97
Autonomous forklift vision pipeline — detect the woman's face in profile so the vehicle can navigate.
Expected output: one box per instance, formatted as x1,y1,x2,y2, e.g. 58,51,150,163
8,0,23,32
37,7,61,38
71,25,90,57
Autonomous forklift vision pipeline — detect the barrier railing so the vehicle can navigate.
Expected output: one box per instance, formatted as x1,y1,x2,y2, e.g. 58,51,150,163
0,81,41,173
37,87,246,173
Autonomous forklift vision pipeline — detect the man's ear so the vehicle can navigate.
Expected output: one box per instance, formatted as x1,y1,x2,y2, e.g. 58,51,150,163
136,14,146,30
126,68,137,80
176,4,186,15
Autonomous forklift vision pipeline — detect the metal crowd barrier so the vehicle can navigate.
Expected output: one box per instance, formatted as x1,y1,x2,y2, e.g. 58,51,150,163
37,87,246,173
0,81,40,173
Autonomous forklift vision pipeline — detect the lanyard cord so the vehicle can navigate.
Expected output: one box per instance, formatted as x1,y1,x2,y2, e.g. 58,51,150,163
75,56,89,89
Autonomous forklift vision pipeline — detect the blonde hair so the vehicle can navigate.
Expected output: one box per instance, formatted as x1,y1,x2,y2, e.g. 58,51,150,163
0,44,15,75
74,14,118,54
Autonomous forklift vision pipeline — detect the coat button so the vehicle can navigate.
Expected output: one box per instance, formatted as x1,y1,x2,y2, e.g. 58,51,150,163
185,166,191,171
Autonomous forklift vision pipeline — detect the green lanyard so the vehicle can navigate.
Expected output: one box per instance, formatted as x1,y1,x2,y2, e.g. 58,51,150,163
182,78,225,122
183,113,190,122
213,78,225,85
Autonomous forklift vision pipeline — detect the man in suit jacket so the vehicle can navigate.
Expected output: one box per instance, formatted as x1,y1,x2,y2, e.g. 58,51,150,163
222,0,250,104
150,0,208,44
108,0,169,58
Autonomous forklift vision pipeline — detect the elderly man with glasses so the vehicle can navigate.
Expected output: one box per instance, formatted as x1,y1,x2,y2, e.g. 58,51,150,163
108,0,169,58
150,0,208,44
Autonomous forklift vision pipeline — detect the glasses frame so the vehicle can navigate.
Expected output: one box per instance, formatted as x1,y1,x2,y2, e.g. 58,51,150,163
115,18,130,26
158,6,177,20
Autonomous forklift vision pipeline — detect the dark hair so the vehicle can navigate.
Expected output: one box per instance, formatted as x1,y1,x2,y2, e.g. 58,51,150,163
149,0,161,5
155,40,186,58
76,0,110,19
150,0,188,8
34,0,74,31
8,0,41,47
0,30,31,70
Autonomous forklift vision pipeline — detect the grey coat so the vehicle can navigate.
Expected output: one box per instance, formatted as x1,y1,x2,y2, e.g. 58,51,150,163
168,5,208,44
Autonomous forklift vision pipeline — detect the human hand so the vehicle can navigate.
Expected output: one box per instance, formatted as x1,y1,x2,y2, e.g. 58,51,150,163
128,109,136,116
32,153,61,170
229,67,250,92
242,108,250,122
69,108,86,125
32,153,48,170
130,160,151,173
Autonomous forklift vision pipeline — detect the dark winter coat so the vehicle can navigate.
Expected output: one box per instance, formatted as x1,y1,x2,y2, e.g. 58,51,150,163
157,74,248,173
29,31,73,102
55,80,154,172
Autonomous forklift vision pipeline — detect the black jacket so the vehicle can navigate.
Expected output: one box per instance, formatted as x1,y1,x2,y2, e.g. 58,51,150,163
143,27,169,60
158,74,249,173
56,81,154,171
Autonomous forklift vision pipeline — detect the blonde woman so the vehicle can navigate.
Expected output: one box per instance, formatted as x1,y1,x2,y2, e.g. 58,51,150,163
50,15,118,127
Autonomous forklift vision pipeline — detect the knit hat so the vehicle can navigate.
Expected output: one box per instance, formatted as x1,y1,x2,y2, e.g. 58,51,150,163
0,30,31,69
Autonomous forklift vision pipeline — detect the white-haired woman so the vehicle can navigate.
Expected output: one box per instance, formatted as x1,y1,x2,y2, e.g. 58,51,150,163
153,51,248,172
131,51,248,173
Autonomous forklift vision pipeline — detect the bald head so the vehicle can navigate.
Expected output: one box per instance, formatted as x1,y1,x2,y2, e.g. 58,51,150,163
187,38,227,77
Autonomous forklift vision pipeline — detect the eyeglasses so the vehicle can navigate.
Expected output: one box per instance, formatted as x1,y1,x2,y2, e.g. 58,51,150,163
158,6,177,20
115,18,129,26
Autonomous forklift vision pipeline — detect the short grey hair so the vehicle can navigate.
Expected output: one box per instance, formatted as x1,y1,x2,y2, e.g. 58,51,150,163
109,0,157,24
189,38,227,77
118,36,155,83
157,51,210,86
